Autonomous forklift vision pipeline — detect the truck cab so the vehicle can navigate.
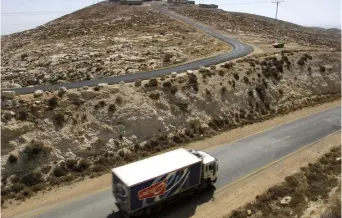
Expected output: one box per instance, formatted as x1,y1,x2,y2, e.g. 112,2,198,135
187,149,218,183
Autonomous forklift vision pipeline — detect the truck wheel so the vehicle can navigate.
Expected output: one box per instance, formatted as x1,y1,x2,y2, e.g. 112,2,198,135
151,203,163,213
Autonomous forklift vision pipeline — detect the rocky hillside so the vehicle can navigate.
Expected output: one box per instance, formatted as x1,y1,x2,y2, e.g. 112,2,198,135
1,2,229,88
1,50,340,204
169,5,341,50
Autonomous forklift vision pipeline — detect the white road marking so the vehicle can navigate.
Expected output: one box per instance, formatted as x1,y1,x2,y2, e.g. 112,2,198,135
272,136,291,144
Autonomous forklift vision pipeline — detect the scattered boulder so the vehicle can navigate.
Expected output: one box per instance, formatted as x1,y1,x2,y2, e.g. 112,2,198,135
247,210,252,216
171,72,177,78
33,90,44,98
1,99,13,109
98,83,108,87
280,196,292,205
2,91,16,99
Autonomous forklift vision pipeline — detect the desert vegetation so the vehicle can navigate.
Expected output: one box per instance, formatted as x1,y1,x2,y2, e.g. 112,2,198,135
1,51,340,206
1,2,229,88
225,146,341,218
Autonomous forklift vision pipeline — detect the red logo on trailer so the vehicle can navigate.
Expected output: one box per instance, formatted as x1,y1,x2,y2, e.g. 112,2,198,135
138,180,167,200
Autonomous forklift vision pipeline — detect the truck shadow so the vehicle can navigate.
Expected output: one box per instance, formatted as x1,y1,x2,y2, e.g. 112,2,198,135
106,185,216,218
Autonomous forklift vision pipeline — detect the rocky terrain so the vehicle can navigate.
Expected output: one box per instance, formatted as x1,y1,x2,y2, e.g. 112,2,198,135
1,50,340,204
169,5,341,50
226,146,341,218
0,2,229,88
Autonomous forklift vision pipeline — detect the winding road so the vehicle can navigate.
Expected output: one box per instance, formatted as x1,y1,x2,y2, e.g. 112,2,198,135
1,3,253,95
13,105,341,218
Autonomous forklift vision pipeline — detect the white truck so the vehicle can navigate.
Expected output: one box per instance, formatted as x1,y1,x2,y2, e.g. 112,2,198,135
111,148,219,217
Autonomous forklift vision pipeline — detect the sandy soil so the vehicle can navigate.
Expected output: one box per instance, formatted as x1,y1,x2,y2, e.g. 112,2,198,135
2,100,340,218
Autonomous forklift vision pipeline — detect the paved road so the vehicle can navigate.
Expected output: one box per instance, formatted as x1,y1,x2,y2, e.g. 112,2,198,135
16,106,340,218
1,4,253,95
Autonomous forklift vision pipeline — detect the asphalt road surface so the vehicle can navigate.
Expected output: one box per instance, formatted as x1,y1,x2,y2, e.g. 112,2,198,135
17,106,340,218
1,4,253,95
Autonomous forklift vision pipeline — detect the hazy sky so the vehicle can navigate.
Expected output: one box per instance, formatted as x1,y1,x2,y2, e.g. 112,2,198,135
1,0,341,35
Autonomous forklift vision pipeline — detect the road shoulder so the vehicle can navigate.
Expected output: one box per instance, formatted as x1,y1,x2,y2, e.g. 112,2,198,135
170,131,341,218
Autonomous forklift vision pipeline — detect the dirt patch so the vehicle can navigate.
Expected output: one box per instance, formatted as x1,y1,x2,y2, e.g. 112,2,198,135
1,101,340,218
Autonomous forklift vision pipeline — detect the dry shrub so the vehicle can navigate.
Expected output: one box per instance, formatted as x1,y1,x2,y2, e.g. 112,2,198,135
187,73,199,92
53,166,67,177
31,183,48,192
21,171,44,187
48,96,59,109
66,159,78,170
23,140,51,160
16,188,33,200
146,78,159,88
227,146,341,218
92,164,106,173
134,79,142,87
233,72,239,80
8,154,18,164
149,92,160,100
108,104,116,113
11,183,25,193
115,96,123,105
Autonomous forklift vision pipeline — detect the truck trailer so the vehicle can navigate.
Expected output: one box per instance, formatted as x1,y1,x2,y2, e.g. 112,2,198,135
111,148,218,217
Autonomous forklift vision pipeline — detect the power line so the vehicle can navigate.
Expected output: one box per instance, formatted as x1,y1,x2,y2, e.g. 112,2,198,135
272,0,284,20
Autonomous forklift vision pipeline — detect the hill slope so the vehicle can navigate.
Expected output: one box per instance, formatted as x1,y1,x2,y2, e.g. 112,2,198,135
1,2,229,88
169,5,341,50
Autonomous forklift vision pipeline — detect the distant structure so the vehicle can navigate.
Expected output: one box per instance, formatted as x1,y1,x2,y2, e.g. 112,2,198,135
199,3,218,8
167,0,188,4
120,0,143,5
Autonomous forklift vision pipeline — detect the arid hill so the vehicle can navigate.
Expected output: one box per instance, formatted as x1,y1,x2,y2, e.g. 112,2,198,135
169,5,341,50
1,2,229,88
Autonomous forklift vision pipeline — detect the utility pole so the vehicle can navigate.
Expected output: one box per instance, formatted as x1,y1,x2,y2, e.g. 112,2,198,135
272,0,283,20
